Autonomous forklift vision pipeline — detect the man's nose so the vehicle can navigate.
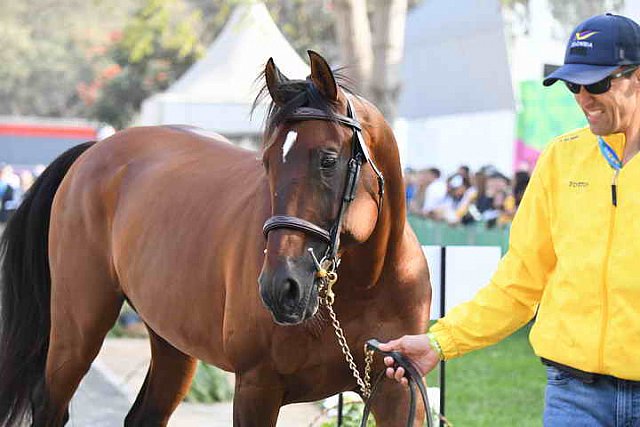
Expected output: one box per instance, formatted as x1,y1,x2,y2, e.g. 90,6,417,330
574,87,595,106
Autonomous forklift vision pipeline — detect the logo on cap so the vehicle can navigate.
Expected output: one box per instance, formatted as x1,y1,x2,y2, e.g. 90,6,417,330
575,30,599,40
570,30,598,51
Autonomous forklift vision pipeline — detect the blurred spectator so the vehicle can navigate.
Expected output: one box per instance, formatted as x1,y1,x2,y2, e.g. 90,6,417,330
420,168,447,218
512,170,531,207
469,169,490,221
0,165,20,222
437,174,477,225
457,165,471,182
406,164,531,229
408,169,428,215
404,168,418,205
499,170,531,225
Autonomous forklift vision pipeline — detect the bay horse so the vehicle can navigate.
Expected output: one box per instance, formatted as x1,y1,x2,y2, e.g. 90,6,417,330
0,50,431,426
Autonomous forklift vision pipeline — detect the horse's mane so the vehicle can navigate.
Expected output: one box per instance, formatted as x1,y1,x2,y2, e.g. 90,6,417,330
252,68,357,151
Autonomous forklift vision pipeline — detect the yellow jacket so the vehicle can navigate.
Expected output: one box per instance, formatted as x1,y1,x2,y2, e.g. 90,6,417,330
431,127,640,380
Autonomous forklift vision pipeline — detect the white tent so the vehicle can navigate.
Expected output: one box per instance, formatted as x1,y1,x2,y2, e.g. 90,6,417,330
394,0,515,175
138,2,308,138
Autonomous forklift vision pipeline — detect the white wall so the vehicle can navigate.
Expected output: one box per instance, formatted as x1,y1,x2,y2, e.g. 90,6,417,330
395,109,515,175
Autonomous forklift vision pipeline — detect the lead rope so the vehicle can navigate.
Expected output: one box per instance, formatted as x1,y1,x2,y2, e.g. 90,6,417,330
310,249,374,399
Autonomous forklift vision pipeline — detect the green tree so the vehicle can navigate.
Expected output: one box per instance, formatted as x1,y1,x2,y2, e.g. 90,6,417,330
0,0,136,117
89,0,204,128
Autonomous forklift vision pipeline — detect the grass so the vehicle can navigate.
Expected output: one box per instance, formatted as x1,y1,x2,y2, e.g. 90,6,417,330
319,323,545,426
426,323,546,426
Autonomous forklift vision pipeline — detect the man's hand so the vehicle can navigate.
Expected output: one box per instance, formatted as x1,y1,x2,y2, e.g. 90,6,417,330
378,334,441,386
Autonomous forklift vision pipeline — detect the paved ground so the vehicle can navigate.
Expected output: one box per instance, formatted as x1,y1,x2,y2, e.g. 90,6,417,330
71,337,328,426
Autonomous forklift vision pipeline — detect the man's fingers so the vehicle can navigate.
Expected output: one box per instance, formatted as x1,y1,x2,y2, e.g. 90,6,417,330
393,366,406,382
383,356,395,367
377,339,400,352
385,367,395,380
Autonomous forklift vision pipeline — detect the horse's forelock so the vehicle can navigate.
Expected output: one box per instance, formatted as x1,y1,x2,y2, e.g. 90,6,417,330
253,68,358,155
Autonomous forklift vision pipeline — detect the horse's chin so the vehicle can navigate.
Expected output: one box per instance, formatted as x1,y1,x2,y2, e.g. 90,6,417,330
270,297,319,326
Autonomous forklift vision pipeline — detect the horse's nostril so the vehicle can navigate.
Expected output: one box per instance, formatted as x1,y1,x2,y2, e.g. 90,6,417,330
281,278,300,307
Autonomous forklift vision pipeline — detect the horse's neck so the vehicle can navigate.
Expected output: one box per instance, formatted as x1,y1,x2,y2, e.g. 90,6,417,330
340,172,408,292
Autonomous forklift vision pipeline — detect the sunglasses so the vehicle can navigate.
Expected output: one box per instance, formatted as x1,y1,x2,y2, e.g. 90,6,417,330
565,66,639,95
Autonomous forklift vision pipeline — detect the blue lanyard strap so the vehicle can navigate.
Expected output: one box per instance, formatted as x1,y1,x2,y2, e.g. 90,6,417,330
598,136,622,171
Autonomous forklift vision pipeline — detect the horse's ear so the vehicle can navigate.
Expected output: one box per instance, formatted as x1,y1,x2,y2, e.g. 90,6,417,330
308,50,338,102
265,57,290,106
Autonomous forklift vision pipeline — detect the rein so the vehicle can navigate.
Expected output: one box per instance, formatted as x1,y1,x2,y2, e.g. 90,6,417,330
361,340,435,427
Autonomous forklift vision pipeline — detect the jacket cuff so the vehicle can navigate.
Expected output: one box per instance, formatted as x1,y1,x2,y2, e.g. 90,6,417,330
428,322,461,360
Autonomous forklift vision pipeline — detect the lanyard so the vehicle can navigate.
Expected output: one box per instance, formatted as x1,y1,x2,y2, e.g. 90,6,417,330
598,137,621,206
598,136,622,171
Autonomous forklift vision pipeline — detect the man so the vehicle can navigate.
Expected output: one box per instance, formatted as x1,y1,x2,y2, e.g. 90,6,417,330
421,168,447,218
380,13,640,425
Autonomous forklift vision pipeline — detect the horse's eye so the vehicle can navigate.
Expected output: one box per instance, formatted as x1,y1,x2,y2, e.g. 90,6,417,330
320,155,337,169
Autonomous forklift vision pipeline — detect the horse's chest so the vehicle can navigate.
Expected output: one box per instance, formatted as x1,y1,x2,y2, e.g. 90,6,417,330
270,329,326,374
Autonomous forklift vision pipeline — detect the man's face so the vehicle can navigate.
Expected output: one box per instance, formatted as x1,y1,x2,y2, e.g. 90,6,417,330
573,68,640,136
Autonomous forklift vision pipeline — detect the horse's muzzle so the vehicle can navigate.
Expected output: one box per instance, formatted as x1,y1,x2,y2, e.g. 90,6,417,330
258,257,318,325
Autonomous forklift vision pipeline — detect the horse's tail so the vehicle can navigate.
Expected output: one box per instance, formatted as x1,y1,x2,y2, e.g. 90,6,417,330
0,141,96,426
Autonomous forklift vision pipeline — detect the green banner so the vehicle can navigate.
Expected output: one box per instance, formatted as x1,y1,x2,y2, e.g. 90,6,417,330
517,80,587,151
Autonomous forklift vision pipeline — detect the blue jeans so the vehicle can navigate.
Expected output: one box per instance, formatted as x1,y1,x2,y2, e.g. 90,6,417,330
544,365,640,426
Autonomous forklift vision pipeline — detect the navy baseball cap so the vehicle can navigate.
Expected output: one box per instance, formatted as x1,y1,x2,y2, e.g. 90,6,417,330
543,13,640,86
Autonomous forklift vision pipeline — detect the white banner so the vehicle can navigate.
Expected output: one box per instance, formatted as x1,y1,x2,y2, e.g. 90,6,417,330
422,246,503,319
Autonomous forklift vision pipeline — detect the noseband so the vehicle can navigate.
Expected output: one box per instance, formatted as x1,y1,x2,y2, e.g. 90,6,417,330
262,97,385,265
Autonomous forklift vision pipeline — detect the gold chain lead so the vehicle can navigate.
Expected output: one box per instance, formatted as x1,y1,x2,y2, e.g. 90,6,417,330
318,275,373,399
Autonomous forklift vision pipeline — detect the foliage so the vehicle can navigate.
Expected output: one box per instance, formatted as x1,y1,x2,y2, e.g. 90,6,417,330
89,0,204,128
319,400,375,427
0,0,135,117
184,362,234,403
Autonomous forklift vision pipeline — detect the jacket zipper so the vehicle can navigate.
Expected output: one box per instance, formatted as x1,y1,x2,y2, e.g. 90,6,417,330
611,169,619,206
599,169,618,370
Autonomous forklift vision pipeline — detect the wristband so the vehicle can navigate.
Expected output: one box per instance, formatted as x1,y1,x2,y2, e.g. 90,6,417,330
426,332,444,360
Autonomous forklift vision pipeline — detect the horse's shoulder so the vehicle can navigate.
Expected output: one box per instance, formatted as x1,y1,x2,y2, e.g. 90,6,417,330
396,223,431,284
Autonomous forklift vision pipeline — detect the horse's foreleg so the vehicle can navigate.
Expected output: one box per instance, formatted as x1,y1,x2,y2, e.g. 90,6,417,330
368,375,427,427
124,328,197,427
233,371,284,427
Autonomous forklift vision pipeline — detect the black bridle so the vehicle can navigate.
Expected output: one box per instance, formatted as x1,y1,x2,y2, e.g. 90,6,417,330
262,97,385,266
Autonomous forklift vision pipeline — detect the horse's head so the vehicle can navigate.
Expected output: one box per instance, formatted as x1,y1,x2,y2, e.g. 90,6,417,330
257,51,386,325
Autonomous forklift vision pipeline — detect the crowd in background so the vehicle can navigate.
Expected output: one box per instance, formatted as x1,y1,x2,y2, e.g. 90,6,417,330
405,164,531,228
0,164,43,222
